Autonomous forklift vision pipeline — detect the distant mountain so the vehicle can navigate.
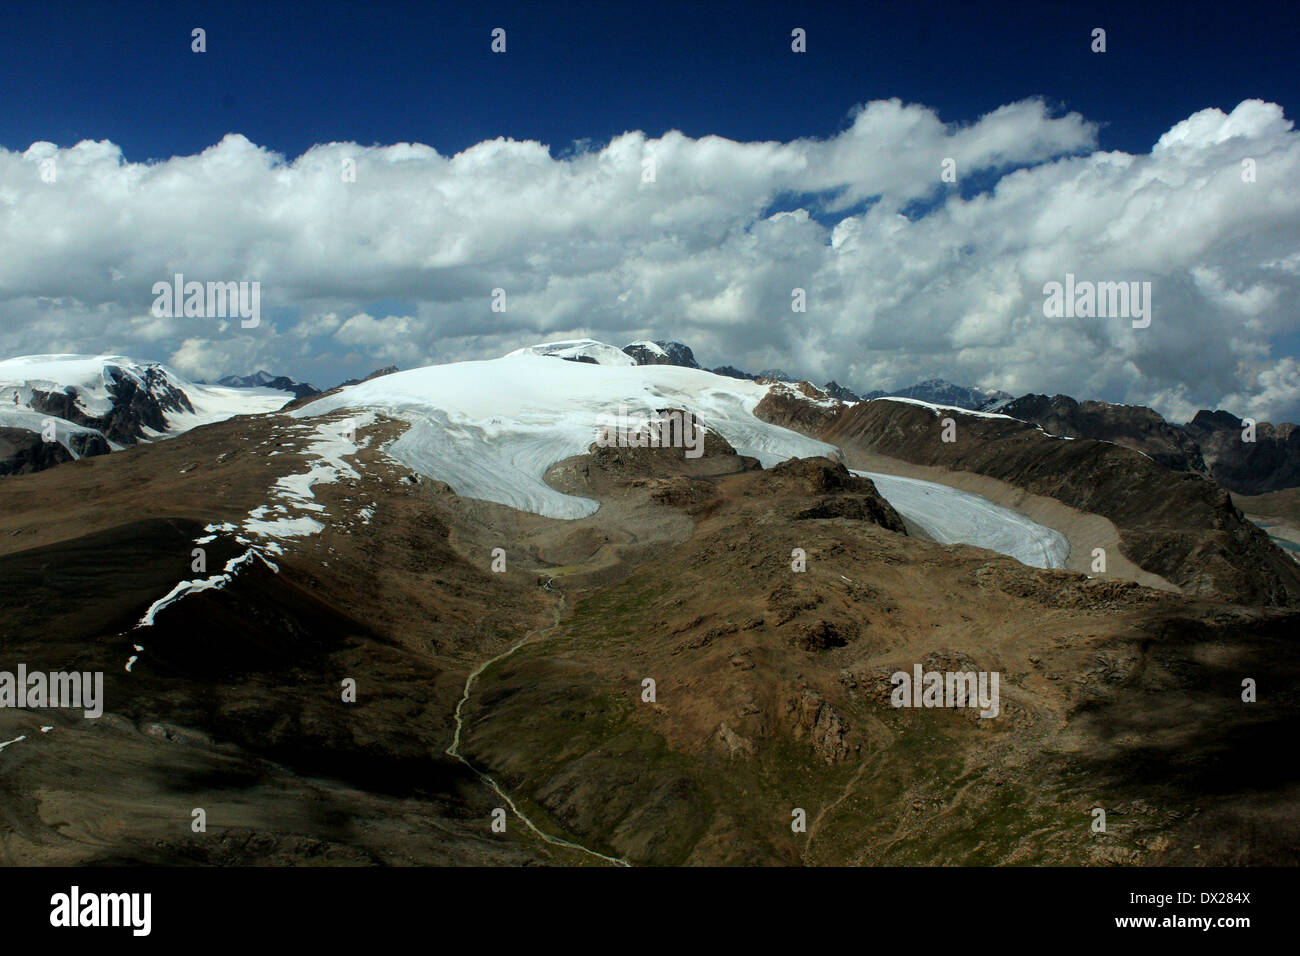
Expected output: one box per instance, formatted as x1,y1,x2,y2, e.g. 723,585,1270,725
822,381,861,402
877,378,1013,411
0,354,291,476
999,394,1209,475
621,342,996,406
8,334,1299,868
993,393,1300,495
217,370,320,399
622,340,699,368
1185,409,1300,495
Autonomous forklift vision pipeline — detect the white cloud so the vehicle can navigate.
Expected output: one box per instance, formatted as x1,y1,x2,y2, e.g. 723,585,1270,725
0,98,1297,422
1219,357,1300,422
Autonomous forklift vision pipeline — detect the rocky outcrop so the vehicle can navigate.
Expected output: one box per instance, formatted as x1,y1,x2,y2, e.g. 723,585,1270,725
1000,394,1209,475
787,688,852,764
0,427,75,475
750,458,908,534
715,722,756,759
586,408,757,479
753,381,843,435
622,340,699,368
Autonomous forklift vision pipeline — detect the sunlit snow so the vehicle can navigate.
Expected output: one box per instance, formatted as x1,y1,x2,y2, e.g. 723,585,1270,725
296,352,837,518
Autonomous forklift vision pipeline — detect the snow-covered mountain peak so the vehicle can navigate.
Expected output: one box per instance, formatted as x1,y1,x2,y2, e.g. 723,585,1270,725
504,339,636,367
296,352,835,518
0,353,292,466
0,354,179,417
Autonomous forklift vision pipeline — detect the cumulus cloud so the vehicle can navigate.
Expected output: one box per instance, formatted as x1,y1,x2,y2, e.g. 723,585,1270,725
0,97,1297,422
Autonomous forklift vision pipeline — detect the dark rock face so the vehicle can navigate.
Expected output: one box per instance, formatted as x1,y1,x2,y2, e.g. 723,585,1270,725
28,364,193,446
1185,410,1300,495
622,343,655,364
818,400,1300,606
0,423,110,476
64,430,111,458
622,341,700,368
995,394,1300,495
822,381,860,402
1000,394,1210,476
217,371,320,399
106,365,194,442
754,382,842,435
0,427,74,475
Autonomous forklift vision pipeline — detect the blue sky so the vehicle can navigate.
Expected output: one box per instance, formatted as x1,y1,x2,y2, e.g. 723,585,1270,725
1,1,1298,422
5,1,1296,165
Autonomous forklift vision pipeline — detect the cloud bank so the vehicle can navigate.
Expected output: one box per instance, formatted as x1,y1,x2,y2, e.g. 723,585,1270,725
1,97,1297,423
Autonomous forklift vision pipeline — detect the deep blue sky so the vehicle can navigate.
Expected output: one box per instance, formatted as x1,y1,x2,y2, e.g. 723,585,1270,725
3,0,1297,162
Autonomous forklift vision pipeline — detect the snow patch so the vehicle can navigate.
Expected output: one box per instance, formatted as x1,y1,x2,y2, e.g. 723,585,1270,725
226,412,375,543
134,547,279,629
869,395,1018,420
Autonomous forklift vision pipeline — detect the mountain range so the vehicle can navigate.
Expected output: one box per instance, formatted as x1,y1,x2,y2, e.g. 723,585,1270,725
4,340,1298,499
3,337,1299,866
215,371,321,399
